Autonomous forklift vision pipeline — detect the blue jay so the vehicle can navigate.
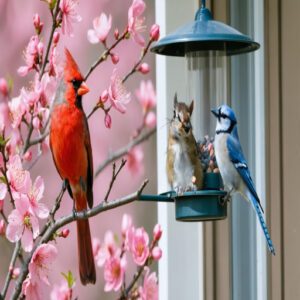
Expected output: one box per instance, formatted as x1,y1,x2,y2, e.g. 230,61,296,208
211,104,275,255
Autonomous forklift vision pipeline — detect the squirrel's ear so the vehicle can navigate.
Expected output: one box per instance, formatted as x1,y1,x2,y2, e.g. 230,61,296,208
189,100,194,115
174,93,178,107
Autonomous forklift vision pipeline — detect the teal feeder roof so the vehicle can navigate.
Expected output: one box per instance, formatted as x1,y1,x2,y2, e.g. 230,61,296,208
151,3,260,56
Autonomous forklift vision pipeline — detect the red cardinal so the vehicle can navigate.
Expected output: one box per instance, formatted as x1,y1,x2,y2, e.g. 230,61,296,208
50,49,96,285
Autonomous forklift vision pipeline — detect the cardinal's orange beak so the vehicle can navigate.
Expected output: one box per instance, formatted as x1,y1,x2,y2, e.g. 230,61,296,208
77,81,90,96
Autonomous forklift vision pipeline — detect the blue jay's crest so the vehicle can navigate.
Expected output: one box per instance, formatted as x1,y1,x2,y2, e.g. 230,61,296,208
211,104,237,134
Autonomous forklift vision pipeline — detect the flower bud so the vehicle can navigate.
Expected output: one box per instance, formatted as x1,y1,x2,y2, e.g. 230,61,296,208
153,224,162,241
33,14,43,34
0,200,3,212
0,220,5,236
111,53,119,65
151,246,162,261
53,31,60,44
100,89,109,103
0,78,8,97
144,111,156,128
23,151,32,162
150,24,160,41
138,63,150,74
104,113,112,129
114,28,119,40
12,267,20,279
61,228,70,238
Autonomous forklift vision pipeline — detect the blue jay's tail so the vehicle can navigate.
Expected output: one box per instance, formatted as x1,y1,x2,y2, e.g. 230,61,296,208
249,194,276,255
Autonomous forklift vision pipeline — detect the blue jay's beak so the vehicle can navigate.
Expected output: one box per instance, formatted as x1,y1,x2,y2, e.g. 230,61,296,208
211,108,219,118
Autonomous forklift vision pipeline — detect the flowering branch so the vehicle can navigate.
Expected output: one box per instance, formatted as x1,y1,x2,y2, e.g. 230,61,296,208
84,30,128,82
95,127,156,177
11,179,148,300
122,39,152,84
38,0,61,80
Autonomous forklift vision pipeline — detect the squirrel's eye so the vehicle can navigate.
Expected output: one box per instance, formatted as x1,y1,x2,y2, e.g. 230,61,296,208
177,114,182,123
173,110,176,119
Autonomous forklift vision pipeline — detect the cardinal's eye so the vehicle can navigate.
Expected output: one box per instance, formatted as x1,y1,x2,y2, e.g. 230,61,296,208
71,79,81,89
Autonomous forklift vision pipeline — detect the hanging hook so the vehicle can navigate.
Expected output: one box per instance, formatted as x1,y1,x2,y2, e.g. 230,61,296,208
201,0,206,8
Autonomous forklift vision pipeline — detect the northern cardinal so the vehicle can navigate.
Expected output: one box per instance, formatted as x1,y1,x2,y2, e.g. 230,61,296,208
50,48,96,284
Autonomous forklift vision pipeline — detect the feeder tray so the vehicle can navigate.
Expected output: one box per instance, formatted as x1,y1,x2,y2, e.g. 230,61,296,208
139,173,227,222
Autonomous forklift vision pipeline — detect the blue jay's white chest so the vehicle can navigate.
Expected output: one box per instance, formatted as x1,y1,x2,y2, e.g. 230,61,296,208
214,133,241,191
171,142,195,190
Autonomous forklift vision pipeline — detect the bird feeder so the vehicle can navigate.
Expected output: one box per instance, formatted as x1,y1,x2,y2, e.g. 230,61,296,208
139,0,259,221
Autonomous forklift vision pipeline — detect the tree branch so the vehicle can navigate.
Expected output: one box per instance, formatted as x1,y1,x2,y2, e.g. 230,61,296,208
122,39,153,84
38,0,61,80
11,179,148,300
1,242,21,299
95,127,156,177
104,159,127,202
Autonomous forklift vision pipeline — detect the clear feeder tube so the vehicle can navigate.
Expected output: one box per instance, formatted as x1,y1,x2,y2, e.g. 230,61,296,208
185,50,228,140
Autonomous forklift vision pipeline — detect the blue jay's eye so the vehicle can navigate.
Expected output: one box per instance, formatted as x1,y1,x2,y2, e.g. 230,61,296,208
220,113,228,119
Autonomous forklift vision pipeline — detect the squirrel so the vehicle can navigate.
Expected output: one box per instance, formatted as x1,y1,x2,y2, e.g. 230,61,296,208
166,94,203,193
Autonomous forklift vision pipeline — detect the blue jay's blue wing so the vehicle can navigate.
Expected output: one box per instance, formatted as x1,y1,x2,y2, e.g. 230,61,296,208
226,130,264,213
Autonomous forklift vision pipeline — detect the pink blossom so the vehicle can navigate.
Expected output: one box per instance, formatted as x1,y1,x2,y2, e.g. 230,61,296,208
35,73,58,107
136,80,156,112
50,281,72,300
111,53,119,65
37,42,44,57
108,69,131,114
22,276,45,300
151,246,162,261
128,226,149,265
59,0,82,37
104,254,127,292
145,111,156,128
0,219,5,236
94,230,117,267
25,176,49,219
0,200,3,212
104,113,112,129
0,78,8,97
138,63,150,74
87,13,112,43
138,267,158,300
17,36,40,77
128,0,146,46
29,243,58,285
7,155,31,194
127,146,144,175
6,197,39,252
150,24,160,41
8,94,26,128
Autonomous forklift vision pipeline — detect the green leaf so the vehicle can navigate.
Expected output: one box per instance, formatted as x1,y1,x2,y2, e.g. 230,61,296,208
0,135,9,147
0,176,7,184
61,270,76,289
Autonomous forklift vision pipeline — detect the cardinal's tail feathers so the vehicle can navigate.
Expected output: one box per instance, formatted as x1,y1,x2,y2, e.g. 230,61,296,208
75,192,96,285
